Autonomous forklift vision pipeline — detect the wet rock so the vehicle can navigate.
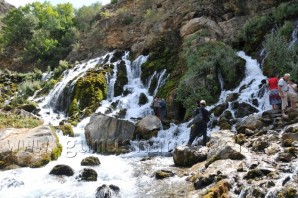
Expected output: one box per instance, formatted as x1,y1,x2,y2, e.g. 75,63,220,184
235,115,264,134
134,115,162,140
252,138,269,152
282,133,298,147
225,93,239,103
173,146,208,166
206,130,247,167
85,113,135,154
49,164,74,176
234,102,258,118
240,185,266,198
204,180,230,198
77,168,97,181
194,174,216,189
237,161,246,172
212,104,228,117
265,143,280,155
155,170,175,179
81,156,101,166
19,103,37,112
277,152,296,162
138,93,148,105
276,187,297,198
95,184,120,198
110,50,125,63
244,169,263,180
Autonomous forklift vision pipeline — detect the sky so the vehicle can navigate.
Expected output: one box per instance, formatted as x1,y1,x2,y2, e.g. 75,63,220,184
5,0,111,9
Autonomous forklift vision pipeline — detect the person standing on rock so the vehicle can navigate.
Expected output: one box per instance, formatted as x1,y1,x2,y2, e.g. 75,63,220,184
266,74,281,110
287,78,297,110
159,98,167,120
152,96,161,118
278,73,290,118
187,100,210,147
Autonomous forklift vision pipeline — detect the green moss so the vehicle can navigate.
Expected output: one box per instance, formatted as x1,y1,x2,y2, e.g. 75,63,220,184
60,123,74,137
203,180,230,198
51,143,62,160
68,69,107,117
205,154,220,168
0,114,42,129
30,154,51,168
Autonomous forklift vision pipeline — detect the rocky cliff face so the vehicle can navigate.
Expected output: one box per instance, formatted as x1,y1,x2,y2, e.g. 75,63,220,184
74,0,289,59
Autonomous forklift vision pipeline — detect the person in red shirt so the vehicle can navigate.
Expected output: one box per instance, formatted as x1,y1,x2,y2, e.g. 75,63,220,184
267,74,282,110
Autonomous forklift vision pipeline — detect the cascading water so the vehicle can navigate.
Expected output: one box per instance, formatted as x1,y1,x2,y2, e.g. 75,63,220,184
1,49,293,197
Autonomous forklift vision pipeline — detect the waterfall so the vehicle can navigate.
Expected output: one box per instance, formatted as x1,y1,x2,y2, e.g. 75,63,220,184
218,71,224,90
289,21,298,47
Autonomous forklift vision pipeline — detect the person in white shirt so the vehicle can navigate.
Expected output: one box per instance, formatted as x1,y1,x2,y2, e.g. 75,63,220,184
278,73,290,118
287,78,297,110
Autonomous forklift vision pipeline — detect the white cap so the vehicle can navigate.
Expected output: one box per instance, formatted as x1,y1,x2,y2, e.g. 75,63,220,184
200,100,206,105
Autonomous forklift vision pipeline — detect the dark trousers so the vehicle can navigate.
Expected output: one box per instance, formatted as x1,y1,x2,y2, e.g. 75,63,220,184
187,124,207,146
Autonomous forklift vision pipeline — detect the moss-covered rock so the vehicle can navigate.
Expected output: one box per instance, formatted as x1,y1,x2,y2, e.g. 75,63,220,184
81,156,101,166
77,168,98,182
19,101,37,112
68,69,107,117
155,170,175,180
49,164,74,176
60,123,74,137
203,180,230,198
277,187,297,198
243,169,264,180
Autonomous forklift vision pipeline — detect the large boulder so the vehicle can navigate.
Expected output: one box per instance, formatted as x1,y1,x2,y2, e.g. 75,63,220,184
206,130,248,167
236,114,264,134
84,113,135,154
173,146,208,166
233,102,258,118
0,125,61,170
134,115,162,140
180,17,223,38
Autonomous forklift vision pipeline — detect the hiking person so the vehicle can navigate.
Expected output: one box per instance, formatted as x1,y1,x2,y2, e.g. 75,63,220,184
159,98,167,120
278,73,291,118
287,78,297,110
267,74,281,110
187,100,210,147
152,96,161,118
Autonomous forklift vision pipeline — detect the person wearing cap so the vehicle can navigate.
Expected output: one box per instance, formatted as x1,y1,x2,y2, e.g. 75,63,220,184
278,73,290,118
187,99,210,146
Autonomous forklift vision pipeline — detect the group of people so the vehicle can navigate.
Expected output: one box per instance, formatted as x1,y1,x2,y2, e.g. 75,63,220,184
151,96,167,120
267,73,297,118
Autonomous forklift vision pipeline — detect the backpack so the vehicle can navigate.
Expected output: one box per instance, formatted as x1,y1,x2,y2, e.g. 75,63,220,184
192,108,204,124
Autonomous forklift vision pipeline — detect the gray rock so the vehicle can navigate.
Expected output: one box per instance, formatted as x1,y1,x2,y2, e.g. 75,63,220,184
173,146,208,166
134,115,162,140
0,125,60,169
84,113,135,153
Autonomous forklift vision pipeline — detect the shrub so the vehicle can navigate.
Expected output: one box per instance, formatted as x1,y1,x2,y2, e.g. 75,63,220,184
263,32,298,79
18,80,41,98
111,0,117,4
0,114,42,128
60,123,74,137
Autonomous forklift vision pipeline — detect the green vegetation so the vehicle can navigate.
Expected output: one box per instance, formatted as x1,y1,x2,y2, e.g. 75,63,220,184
74,3,103,31
60,123,74,137
241,1,298,55
263,31,298,79
0,2,78,69
177,39,244,117
68,69,107,120
0,114,42,129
